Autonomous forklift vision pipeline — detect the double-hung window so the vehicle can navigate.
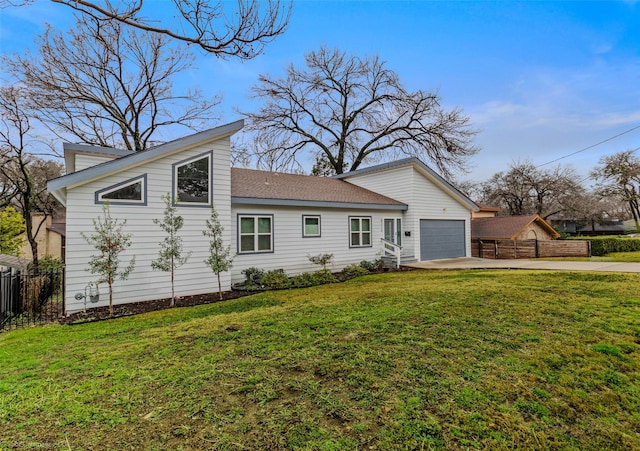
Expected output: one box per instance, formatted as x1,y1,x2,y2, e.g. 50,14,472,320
239,215,273,253
173,153,211,205
350,216,372,247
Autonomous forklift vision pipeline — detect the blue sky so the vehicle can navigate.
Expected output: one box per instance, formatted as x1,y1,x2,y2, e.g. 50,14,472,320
2,1,639,183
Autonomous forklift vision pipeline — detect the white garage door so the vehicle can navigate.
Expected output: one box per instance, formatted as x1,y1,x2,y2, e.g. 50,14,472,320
420,219,466,261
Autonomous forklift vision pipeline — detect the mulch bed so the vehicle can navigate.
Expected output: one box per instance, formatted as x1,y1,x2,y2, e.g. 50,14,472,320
60,266,412,325
59,290,256,325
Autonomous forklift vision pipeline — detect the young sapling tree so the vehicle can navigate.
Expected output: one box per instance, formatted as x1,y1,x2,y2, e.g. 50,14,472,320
151,193,190,306
202,205,234,299
81,202,135,314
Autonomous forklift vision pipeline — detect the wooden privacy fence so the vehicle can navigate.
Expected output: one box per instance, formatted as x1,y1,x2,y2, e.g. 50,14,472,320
472,239,591,259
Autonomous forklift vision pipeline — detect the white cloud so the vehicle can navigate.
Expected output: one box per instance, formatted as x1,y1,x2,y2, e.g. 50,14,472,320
465,59,640,182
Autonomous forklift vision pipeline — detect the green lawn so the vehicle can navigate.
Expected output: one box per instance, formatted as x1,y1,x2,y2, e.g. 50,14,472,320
1,270,639,450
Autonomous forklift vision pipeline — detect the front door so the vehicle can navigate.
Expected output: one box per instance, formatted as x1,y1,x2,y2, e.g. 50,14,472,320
384,219,402,245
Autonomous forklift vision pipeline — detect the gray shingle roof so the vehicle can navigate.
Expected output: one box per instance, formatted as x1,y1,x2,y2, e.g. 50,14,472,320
231,168,407,209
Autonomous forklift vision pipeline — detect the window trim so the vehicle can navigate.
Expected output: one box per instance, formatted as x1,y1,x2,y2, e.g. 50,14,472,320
302,215,321,238
349,216,373,248
172,151,212,207
95,174,147,205
237,214,274,254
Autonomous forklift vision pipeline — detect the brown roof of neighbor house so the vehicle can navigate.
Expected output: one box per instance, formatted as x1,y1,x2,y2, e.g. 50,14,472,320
231,168,407,208
47,222,66,237
471,214,560,240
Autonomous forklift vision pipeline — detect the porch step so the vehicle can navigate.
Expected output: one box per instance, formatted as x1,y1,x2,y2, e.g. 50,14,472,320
382,255,417,266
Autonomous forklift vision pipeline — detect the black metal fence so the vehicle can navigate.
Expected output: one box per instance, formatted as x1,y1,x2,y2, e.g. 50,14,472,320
0,268,65,332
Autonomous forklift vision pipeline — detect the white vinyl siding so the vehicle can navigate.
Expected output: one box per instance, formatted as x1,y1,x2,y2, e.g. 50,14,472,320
344,165,472,261
230,205,399,285
74,154,119,172
64,138,232,313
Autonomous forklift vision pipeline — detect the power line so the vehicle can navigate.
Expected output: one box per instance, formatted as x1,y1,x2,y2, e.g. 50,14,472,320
577,144,640,185
536,124,640,168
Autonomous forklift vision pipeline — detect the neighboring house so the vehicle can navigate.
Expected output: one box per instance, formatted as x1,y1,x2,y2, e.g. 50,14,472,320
577,220,625,236
551,218,626,236
48,120,478,313
472,214,560,241
20,211,66,262
471,203,501,219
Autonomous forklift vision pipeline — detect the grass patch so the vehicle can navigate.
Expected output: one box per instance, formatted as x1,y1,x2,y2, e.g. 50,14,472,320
542,250,640,262
1,270,639,449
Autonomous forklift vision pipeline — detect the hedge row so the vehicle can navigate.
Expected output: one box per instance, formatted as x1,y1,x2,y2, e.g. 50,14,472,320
237,259,383,291
567,236,640,256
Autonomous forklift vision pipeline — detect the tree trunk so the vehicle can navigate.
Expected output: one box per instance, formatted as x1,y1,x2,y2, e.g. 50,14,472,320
170,255,175,307
109,282,113,315
217,272,223,300
28,236,39,270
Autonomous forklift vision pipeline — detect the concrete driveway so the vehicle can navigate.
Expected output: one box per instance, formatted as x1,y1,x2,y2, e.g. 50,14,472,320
405,257,640,273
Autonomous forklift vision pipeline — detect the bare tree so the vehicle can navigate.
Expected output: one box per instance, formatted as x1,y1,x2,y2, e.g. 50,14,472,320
3,0,291,58
0,86,63,268
591,150,640,231
479,160,585,220
5,15,221,151
244,47,479,177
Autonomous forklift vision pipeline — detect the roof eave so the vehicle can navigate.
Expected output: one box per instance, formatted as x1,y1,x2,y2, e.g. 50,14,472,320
48,186,67,208
335,157,479,212
49,119,244,193
232,197,408,210
531,216,561,239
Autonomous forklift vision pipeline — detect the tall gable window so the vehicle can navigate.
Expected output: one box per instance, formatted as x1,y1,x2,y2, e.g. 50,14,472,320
238,215,273,253
173,152,211,205
95,175,146,205
349,216,372,247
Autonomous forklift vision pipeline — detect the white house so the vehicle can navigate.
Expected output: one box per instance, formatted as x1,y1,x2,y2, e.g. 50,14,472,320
48,120,478,313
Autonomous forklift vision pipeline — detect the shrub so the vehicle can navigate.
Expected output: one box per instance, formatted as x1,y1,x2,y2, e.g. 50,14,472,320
289,271,317,288
242,267,265,285
261,269,291,289
28,255,64,294
28,255,64,273
341,264,370,278
313,269,337,284
575,236,640,256
360,258,384,272
289,269,337,288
